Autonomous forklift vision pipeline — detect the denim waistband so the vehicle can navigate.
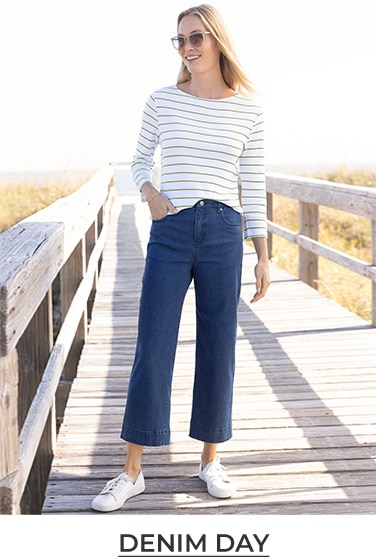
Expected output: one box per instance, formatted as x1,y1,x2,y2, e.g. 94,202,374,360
192,199,238,213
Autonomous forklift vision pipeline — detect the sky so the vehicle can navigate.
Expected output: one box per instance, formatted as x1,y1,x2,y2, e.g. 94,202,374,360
0,0,375,174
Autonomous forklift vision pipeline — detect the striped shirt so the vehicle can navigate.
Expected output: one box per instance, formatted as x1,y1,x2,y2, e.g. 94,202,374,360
131,84,267,239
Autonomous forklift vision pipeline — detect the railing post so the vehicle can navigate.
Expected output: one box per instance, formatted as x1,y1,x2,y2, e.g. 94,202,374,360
0,349,19,514
97,206,104,274
61,238,87,382
299,201,319,288
17,288,54,513
372,220,376,326
267,192,273,259
86,221,98,321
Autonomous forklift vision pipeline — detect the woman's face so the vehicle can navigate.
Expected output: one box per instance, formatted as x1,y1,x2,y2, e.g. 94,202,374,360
177,15,220,77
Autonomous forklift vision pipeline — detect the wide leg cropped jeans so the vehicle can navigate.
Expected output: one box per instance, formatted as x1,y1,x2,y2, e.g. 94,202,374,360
121,200,243,446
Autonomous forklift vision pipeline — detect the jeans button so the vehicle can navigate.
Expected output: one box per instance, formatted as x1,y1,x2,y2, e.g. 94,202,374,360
199,200,204,206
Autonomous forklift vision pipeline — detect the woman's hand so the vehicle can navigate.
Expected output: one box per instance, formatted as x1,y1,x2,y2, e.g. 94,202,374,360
141,182,177,220
251,237,270,303
251,259,270,303
148,192,177,220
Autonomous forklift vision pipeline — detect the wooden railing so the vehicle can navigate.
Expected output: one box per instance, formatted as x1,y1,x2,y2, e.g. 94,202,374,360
0,167,114,514
266,173,376,326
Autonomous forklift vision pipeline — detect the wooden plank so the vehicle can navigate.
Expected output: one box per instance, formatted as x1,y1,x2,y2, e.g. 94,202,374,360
48,459,376,480
267,219,376,282
50,445,376,464
266,173,376,218
42,501,376,515
42,473,376,499
43,487,376,514
0,221,64,356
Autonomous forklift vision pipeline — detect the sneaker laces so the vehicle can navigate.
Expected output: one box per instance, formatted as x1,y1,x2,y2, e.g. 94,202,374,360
101,474,129,495
206,460,231,483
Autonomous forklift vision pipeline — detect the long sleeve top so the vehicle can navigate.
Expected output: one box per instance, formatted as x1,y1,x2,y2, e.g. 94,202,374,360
131,84,267,239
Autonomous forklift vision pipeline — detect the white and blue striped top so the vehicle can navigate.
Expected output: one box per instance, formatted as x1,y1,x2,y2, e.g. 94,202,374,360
131,85,267,239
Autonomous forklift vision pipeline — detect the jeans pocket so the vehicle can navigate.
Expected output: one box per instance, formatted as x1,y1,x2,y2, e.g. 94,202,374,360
152,214,170,223
220,206,242,227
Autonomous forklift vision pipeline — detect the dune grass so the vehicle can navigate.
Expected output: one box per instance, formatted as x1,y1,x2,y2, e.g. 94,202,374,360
0,173,92,233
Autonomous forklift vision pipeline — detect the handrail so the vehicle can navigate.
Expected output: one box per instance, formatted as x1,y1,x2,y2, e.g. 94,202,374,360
0,167,114,513
266,172,376,325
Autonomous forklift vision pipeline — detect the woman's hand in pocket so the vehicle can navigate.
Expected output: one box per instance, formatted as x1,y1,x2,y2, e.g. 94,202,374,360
148,192,177,220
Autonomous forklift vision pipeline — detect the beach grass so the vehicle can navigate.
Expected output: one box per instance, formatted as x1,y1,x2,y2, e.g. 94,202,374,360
0,174,92,233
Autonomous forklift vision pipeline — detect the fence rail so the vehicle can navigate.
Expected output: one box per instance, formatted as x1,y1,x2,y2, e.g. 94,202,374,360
266,173,376,325
0,167,114,513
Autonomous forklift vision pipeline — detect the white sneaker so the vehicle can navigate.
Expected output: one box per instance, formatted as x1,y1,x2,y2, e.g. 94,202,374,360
198,457,236,498
92,471,145,512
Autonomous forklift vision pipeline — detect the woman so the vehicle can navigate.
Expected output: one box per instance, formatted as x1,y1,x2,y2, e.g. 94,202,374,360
92,3,270,512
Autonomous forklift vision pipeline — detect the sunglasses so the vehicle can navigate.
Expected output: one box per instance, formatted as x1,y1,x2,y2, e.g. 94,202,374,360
171,31,211,50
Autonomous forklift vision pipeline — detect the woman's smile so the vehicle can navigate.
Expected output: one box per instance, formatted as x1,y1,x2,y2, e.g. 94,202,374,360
185,54,201,63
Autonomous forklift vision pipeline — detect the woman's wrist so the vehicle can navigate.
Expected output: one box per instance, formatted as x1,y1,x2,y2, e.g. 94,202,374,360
252,237,269,262
147,191,161,206
141,182,158,202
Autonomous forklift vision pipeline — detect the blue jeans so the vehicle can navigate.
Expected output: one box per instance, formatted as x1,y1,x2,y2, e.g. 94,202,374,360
121,200,243,446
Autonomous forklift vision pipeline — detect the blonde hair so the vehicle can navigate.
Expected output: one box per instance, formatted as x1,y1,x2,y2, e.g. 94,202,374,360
176,4,254,94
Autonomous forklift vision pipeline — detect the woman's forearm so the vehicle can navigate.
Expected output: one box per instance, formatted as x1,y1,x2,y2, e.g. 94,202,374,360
252,236,269,262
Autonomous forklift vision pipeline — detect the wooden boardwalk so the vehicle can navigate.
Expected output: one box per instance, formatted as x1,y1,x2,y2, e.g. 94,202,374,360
42,171,376,514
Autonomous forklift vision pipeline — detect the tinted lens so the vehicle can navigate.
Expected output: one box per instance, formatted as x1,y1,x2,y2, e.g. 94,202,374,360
189,32,204,47
171,32,206,50
177,36,186,49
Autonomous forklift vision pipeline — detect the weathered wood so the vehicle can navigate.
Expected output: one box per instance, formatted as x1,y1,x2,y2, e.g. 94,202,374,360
42,178,376,515
266,191,273,257
0,167,114,514
299,201,318,287
0,350,19,514
12,191,114,510
3,166,376,516
267,221,376,282
61,239,87,381
43,472,376,498
372,219,376,324
266,172,376,324
0,167,114,357
42,484,376,514
0,222,63,356
266,172,376,218
85,220,98,321
18,288,54,514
